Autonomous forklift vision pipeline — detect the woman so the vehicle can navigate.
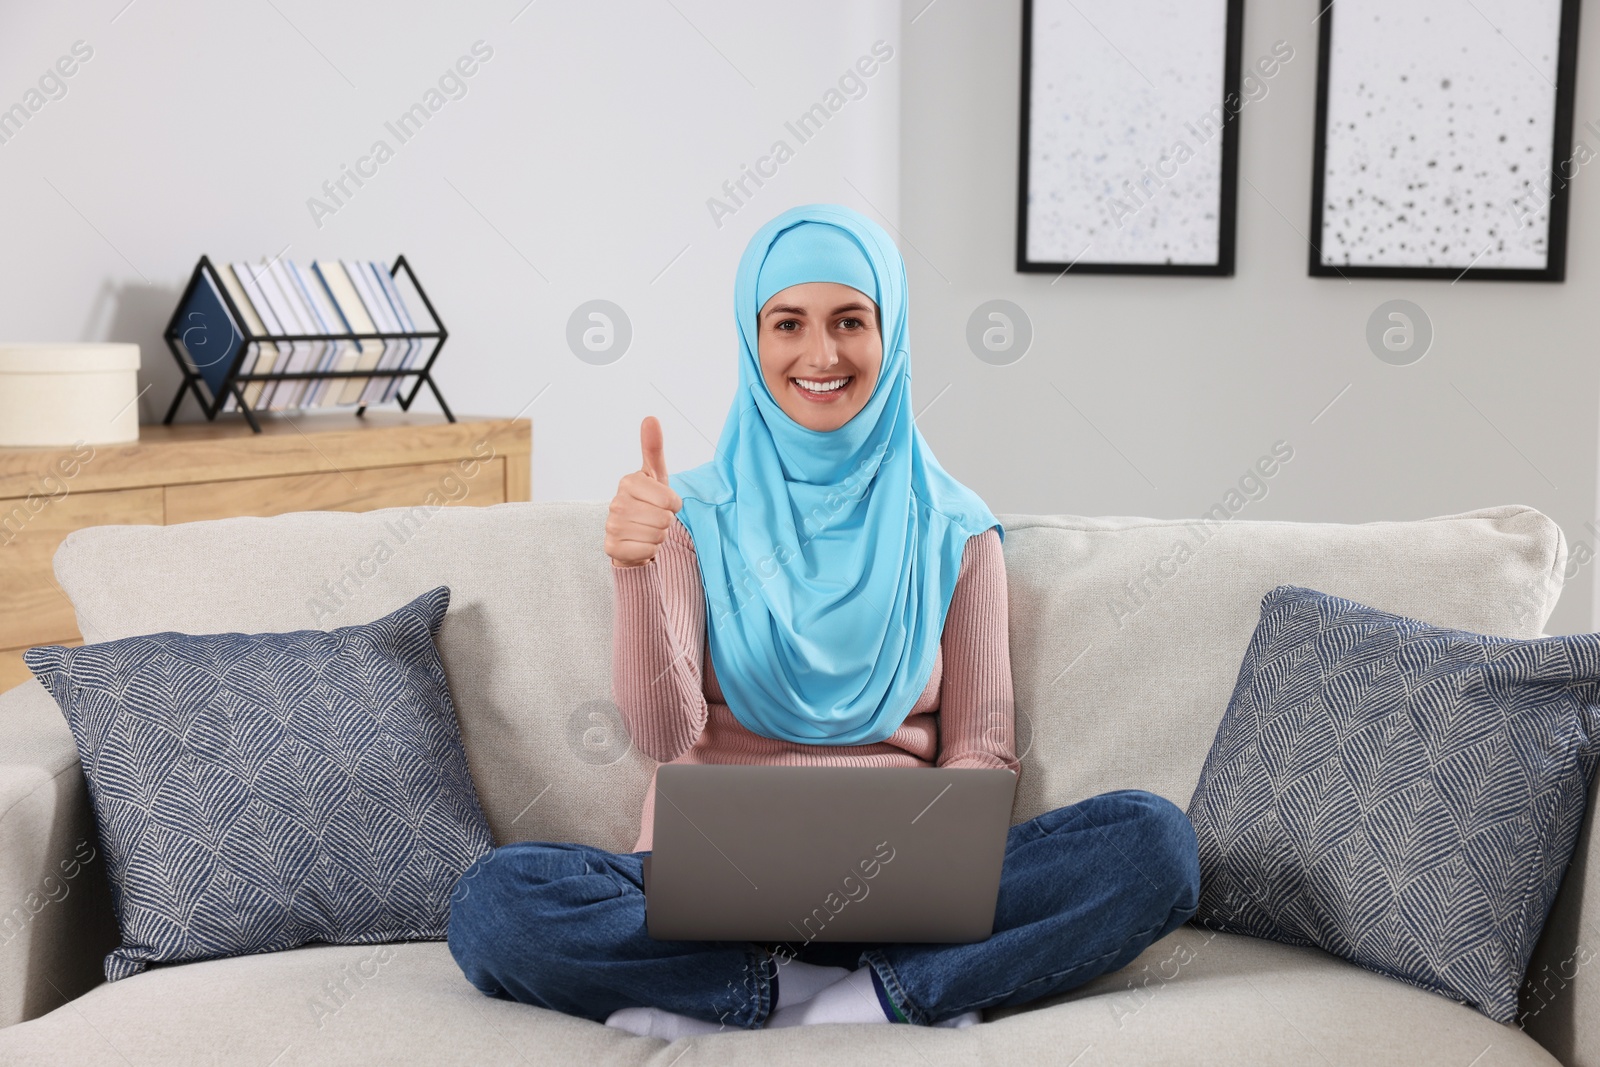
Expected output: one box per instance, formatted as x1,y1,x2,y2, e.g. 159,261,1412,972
447,203,1200,1035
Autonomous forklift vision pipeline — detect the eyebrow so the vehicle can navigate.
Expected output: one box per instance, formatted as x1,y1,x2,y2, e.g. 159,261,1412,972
763,302,876,319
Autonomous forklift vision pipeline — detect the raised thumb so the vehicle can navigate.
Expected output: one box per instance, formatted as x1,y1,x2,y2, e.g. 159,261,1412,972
640,416,668,481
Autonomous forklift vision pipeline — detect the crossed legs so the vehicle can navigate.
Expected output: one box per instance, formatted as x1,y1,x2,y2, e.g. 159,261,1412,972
447,788,1201,1030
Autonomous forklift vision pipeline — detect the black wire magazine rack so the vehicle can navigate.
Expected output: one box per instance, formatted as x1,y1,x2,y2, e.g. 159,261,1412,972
162,254,454,433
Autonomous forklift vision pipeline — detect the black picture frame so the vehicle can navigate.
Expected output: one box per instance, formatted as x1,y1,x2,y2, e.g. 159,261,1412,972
1308,0,1582,282
1015,0,1246,276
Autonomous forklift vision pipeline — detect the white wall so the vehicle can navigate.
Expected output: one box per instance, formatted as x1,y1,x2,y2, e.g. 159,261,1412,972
0,0,901,515
897,0,1600,634
5,0,1597,633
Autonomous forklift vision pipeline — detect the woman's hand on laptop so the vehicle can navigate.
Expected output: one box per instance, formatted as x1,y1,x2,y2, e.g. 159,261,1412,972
606,416,684,569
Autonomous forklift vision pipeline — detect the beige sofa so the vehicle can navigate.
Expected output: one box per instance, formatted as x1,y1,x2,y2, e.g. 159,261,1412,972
0,501,1594,1066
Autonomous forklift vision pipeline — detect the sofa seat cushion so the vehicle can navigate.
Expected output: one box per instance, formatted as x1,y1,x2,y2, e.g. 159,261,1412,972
0,928,1557,1066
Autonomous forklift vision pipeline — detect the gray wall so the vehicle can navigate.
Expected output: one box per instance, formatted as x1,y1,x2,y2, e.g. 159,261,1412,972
899,0,1599,634
3,0,1596,632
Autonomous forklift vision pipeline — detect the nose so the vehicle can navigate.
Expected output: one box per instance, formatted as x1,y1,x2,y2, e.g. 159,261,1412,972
801,331,840,373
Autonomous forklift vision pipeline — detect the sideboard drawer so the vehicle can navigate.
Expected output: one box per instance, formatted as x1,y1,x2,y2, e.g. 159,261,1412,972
0,487,165,649
164,459,507,524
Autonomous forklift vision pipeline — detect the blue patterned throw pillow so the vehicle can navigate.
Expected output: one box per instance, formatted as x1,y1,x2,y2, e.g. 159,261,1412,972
1186,585,1600,1023
25,586,494,981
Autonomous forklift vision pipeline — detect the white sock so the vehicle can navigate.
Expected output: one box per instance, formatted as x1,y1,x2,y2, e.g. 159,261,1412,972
934,1010,982,1029
603,956,854,1037
765,965,891,1027
604,1005,725,1039
772,958,852,1010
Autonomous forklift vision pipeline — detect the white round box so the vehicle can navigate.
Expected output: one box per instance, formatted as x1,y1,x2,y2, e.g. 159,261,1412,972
0,343,141,447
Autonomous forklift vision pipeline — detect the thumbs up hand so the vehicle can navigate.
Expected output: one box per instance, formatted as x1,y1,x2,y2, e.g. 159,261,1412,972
605,416,685,568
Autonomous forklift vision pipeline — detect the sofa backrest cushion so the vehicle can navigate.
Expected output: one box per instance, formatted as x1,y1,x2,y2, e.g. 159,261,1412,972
996,505,1564,825
49,502,1564,850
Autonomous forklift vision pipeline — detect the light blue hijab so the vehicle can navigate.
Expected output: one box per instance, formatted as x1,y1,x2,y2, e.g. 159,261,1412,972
669,203,1002,746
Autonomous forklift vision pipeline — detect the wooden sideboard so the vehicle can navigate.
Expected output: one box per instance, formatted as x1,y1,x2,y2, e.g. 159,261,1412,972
0,413,530,691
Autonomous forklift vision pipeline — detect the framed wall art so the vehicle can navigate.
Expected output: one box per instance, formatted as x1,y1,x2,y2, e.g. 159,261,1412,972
1016,0,1246,276
1309,0,1582,281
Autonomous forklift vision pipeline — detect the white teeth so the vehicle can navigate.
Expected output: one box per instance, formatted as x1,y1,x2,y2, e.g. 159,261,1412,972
794,377,849,394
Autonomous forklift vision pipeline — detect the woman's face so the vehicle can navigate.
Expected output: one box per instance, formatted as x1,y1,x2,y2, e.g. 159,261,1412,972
757,281,883,433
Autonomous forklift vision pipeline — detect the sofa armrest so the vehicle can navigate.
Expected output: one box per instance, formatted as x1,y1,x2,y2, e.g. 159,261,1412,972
0,680,117,1028
1521,767,1600,1066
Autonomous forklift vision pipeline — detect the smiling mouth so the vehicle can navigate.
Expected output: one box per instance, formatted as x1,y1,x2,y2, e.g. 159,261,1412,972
791,376,852,401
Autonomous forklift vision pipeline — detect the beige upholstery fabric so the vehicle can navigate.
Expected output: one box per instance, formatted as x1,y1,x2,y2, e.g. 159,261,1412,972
44,502,1566,846
995,505,1564,823
0,679,118,1027
51,502,647,854
1,500,1586,1063
1522,778,1600,1067
0,929,1557,1066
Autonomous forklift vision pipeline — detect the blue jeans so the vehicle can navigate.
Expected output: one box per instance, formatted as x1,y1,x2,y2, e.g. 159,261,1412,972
446,788,1200,1029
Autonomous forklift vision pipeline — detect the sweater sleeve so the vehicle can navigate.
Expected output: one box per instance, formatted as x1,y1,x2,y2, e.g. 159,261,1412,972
936,527,1022,776
610,519,709,763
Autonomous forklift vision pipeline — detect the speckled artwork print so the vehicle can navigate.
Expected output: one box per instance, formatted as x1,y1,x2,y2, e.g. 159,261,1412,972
1318,0,1562,269
1024,0,1229,266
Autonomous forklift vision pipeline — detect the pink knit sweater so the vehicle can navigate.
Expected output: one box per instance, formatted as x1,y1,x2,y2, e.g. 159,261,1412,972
611,520,1019,852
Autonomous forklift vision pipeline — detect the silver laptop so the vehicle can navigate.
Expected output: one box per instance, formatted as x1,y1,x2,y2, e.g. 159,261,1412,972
644,765,1017,943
